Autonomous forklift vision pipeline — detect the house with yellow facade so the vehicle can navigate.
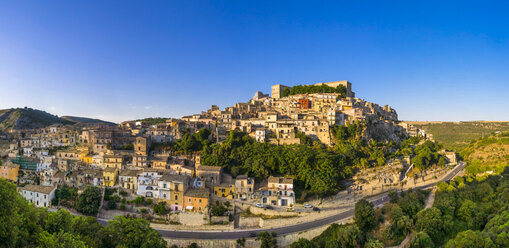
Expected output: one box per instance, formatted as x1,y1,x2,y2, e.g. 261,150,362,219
103,167,118,187
214,183,235,199
0,162,20,182
80,152,93,164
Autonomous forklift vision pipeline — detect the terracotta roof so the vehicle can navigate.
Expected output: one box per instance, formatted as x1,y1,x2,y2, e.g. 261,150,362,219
184,188,210,198
22,184,56,194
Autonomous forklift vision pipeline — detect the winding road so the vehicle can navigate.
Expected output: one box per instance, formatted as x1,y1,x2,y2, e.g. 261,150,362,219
98,162,465,240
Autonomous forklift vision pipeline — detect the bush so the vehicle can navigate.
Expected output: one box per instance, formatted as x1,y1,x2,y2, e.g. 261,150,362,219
119,190,128,197
140,208,148,214
120,202,126,210
134,196,145,205
153,202,168,215
107,200,117,210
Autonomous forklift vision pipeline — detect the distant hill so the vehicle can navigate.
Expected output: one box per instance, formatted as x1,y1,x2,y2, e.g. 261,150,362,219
0,108,114,132
408,121,509,151
61,116,116,126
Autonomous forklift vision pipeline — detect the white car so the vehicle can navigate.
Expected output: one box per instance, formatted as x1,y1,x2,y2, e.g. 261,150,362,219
255,203,264,208
304,204,313,208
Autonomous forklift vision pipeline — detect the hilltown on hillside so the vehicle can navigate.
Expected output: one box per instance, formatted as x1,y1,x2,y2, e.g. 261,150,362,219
0,81,450,225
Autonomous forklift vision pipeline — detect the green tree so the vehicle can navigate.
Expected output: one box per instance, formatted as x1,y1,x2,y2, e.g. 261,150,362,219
102,216,167,248
76,186,102,215
256,231,278,248
409,232,434,248
45,209,73,234
0,178,42,247
290,238,315,248
445,230,494,248
153,201,168,215
388,190,399,203
38,231,87,248
365,237,383,248
354,199,376,233
415,207,444,241
107,200,117,210
211,201,228,216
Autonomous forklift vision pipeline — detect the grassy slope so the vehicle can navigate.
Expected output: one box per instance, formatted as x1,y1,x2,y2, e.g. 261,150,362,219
406,121,509,176
409,121,509,151
461,133,509,175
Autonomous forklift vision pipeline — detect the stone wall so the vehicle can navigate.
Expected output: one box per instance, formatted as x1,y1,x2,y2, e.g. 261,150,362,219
165,216,354,248
174,212,208,226
238,216,261,228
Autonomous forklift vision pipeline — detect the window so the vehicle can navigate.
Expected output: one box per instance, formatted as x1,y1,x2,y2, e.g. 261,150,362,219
199,199,202,203
175,195,178,200
188,199,191,203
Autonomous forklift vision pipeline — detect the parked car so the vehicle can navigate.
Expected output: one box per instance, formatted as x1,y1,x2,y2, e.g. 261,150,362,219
265,205,274,210
286,207,295,212
304,204,313,208
255,203,264,208
313,207,320,211
248,232,257,237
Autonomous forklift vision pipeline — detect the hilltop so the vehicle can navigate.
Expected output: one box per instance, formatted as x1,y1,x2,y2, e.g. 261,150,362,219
0,108,114,132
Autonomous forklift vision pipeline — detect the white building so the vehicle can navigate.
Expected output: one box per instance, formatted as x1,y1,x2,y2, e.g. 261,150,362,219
20,184,56,208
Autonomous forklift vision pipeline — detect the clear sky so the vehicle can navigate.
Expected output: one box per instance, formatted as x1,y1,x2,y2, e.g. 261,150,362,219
0,1,508,123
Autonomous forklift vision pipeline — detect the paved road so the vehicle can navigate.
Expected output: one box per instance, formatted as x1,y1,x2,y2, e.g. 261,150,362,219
98,162,465,240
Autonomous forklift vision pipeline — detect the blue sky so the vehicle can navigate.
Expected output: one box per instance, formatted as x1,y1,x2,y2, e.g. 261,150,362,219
0,1,508,122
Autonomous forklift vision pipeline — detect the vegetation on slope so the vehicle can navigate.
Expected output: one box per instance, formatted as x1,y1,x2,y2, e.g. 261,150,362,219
461,132,509,176
0,107,114,132
410,121,509,151
0,107,74,131
0,178,168,248
290,169,509,248
151,122,445,197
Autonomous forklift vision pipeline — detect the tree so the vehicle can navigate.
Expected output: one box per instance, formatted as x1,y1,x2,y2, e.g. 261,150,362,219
290,238,315,248
153,201,168,215
107,200,117,210
45,209,73,234
70,215,105,248
354,199,376,233
409,232,434,248
415,207,444,241
37,231,87,248
76,186,102,215
0,178,42,248
102,216,167,248
211,201,228,216
388,190,399,203
365,237,383,248
445,230,494,248
256,231,278,248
